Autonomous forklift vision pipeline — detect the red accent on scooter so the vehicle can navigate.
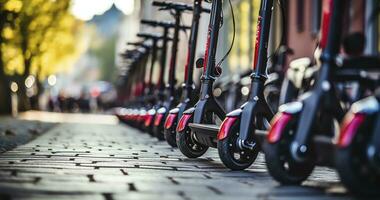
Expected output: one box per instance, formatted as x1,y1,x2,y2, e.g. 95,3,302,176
133,114,138,122
203,28,212,73
184,47,191,80
253,16,262,69
165,113,177,129
217,117,238,140
136,113,142,122
176,114,192,132
145,114,154,127
320,0,333,49
338,113,366,148
154,113,164,126
267,113,293,143
135,82,144,97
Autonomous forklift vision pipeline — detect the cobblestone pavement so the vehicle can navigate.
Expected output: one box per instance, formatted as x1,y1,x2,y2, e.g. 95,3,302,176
0,114,357,200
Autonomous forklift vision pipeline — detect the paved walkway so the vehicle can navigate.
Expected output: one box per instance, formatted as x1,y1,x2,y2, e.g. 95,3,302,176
0,113,354,200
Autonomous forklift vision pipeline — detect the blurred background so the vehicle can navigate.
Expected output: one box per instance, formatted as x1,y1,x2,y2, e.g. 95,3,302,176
0,0,378,115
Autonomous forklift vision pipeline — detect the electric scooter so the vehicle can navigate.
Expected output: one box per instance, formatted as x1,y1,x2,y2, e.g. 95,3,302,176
131,32,167,132
214,0,286,170
176,0,232,158
149,1,194,140
162,0,210,147
117,43,151,126
136,21,178,134
336,93,380,196
263,0,380,186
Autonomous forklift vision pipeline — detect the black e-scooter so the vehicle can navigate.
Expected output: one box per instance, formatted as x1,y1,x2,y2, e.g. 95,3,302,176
176,0,233,158
150,1,195,140
215,0,284,170
118,43,151,126
132,32,168,132
136,21,180,134
336,93,380,196
163,0,210,147
137,21,183,135
264,0,380,188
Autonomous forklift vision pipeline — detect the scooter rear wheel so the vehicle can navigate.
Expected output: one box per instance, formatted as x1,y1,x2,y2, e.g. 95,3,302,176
336,132,380,196
217,121,259,170
263,119,314,185
176,125,208,158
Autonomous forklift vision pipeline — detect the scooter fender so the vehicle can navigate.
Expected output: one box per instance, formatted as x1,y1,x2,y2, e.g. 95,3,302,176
278,101,303,114
154,107,167,126
164,108,180,129
183,107,195,115
267,101,303,143
176,107,195,132
226,108,243,117
169,107,180,114
144,109,156,127
217,109,242,141
338,96,379,148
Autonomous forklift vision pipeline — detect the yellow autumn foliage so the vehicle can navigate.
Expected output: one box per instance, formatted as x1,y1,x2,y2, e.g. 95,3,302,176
0,0,84,80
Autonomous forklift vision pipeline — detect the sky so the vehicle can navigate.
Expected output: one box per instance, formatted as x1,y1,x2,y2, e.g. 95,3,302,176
70,0,135,21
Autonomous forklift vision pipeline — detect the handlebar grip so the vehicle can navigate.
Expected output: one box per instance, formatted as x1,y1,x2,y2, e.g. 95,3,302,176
137,33,158,38
137,33,148,38
153,1,193,12
127,42,142,46
152,1,167,7
141,19,176,28
140,19,157,26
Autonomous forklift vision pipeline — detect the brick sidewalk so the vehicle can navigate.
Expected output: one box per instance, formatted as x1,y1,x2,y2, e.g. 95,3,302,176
0,119,350,200
0,116,55,153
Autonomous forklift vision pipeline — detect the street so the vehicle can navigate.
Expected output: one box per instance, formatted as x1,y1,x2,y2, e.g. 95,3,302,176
0,113,352,200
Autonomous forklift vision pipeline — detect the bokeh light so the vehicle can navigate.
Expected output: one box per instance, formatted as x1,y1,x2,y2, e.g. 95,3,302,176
48,75,57,86
70,0,135,21
114,0,135,15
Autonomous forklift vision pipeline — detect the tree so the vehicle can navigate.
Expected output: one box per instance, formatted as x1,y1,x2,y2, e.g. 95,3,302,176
0,0,84,113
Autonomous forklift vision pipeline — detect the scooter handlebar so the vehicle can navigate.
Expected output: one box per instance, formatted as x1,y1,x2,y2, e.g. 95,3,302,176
152,1,210,13
137,33,173,41
141,19,190,31
141,19,175,28
127,42,143,46
137,33,161,39
127,43,152,50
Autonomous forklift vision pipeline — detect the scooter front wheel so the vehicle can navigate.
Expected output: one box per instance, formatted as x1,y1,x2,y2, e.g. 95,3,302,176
336,132,380,196
164,125,178,147
153,125,165,141
176,125,208,158
263,116,314,185
217,120,259,170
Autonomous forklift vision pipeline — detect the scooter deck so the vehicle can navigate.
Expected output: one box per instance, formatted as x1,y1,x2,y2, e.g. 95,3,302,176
189,123,219,136
189,123,269,148
188,123,219,147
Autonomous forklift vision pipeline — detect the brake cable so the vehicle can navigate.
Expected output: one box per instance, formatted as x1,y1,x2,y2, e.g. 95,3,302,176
267,0,287,61
215,0,235,69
